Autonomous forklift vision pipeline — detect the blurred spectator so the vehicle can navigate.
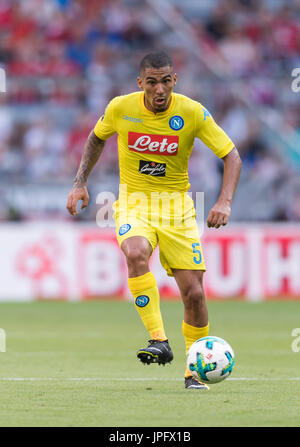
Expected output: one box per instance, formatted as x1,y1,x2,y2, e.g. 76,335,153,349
219,26,259,76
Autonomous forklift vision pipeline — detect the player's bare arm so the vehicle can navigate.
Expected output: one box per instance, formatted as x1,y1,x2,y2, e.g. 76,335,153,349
66,130,105,216
207,147,242,229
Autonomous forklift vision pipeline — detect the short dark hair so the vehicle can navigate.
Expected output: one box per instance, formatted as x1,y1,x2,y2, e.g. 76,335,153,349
139,52,173,74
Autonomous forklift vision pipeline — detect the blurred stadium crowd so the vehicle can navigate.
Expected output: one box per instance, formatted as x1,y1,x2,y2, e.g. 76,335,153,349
0,0,300,221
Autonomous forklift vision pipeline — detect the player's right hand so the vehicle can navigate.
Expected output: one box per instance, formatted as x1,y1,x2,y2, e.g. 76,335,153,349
66,186,89,216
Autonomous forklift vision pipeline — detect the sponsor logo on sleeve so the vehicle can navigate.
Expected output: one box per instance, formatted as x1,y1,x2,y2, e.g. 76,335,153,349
202,108,211,121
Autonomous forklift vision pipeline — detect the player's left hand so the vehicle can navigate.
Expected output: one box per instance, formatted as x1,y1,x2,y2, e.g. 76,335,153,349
207,201,231,229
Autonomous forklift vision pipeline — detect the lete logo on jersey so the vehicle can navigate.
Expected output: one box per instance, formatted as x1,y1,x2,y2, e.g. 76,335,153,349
128,132,178,155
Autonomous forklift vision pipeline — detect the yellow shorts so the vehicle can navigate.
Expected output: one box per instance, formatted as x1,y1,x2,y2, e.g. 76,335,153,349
113,192,206,277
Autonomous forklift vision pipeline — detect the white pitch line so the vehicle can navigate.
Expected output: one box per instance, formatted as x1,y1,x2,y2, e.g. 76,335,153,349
0,377,299,382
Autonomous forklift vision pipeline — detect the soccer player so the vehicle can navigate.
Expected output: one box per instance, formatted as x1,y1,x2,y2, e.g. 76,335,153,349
66,52,242,390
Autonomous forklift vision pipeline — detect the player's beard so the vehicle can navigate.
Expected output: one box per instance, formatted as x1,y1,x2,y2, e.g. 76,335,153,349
152,96,170,113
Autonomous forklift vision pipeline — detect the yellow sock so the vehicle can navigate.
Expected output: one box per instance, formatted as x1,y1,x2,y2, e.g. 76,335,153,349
182,320,209,378
128,272,167,341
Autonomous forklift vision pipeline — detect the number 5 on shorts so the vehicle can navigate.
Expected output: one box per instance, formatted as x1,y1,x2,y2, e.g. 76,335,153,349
192,242,202,264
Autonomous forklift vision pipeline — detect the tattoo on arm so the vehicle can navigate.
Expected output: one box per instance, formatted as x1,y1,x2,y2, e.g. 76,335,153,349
73,131,105,188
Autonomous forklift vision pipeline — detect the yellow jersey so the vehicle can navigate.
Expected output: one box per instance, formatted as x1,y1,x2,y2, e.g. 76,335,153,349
94,91,234,195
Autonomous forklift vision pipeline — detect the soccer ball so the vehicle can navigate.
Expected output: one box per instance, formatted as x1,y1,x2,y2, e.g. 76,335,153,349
187,336,235,384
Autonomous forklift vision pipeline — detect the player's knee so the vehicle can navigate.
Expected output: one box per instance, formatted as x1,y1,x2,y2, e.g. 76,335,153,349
184,285,206,309
124,246,149,270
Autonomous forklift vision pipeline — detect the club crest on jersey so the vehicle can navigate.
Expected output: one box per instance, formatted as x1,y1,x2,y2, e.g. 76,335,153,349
119,224,131,235
169,115,184,130
128,132,178,155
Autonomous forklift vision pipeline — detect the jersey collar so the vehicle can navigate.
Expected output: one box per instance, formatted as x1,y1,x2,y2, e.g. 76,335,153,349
140,92,175,116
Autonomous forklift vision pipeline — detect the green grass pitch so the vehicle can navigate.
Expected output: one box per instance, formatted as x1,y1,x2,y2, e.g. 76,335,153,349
0,299,299,427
